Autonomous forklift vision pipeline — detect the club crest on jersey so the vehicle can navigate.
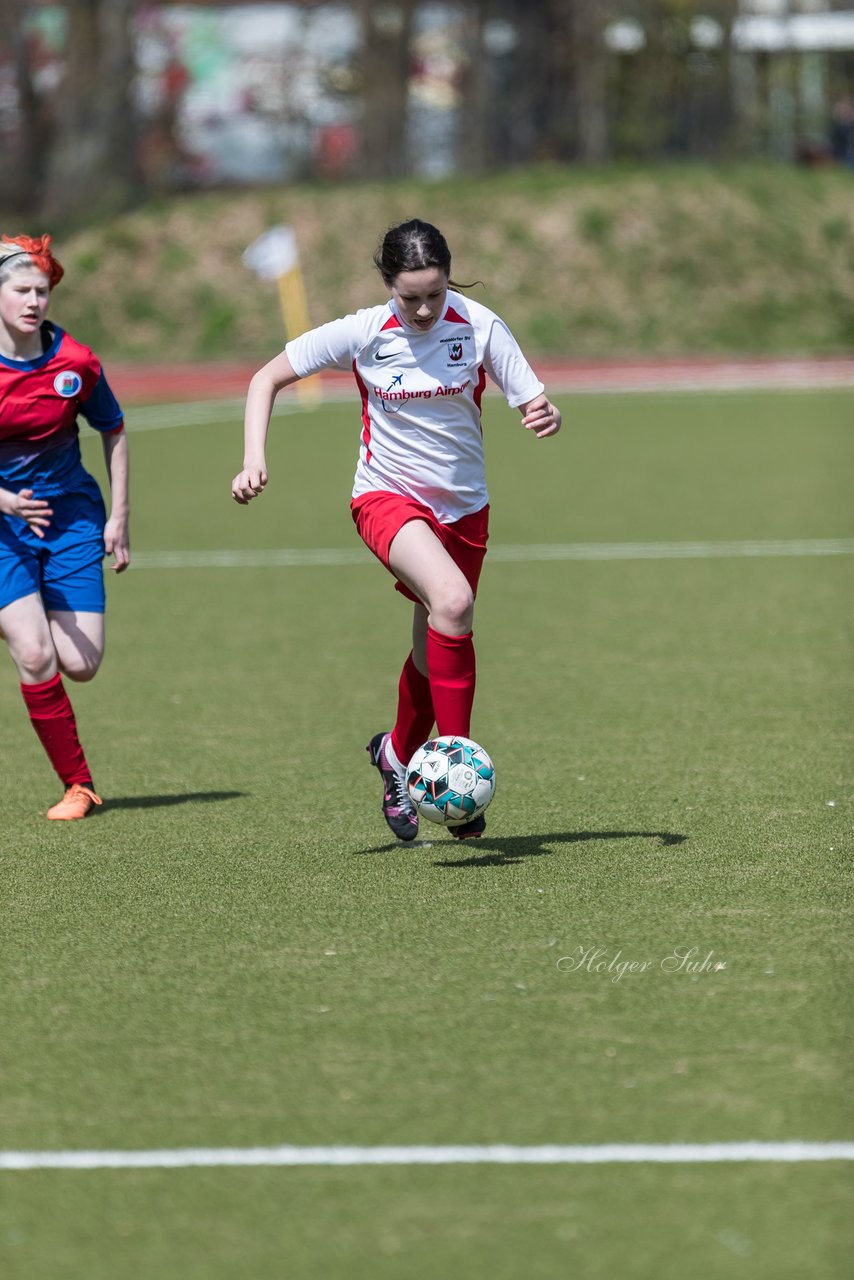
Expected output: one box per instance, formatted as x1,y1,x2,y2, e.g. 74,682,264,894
54,371,82,398
448,342,463,362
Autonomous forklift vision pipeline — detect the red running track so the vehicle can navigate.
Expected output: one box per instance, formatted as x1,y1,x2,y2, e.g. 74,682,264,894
108,356,854,406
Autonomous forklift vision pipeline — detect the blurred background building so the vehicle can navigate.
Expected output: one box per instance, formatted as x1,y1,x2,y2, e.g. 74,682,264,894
0,0,852,221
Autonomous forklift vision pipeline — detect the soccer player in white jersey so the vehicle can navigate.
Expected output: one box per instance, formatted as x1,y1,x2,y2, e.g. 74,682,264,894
232,219,561,841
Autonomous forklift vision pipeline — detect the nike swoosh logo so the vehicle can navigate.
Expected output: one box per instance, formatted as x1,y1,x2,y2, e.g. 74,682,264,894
376,349,404,361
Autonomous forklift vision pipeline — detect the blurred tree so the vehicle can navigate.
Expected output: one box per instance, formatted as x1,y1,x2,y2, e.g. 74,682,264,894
569,0,612,162
455,0,490,173
2,0,841,208
0,0,51,214
470,0,610,165
537,0,613,162
39,0,141,224
355,0,416,178
484,0,561,163
610,0,740,158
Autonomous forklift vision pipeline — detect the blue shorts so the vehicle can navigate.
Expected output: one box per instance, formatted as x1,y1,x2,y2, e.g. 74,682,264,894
0,484,107,614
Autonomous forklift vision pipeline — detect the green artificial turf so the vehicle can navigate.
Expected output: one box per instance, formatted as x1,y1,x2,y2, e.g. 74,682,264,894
1,389,851,1278
3,1165,850,1280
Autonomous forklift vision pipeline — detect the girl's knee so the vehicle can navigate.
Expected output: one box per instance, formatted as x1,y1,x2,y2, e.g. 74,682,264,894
11,638,56,683
431,584,474,633
60,653,101,682
49,615,105,682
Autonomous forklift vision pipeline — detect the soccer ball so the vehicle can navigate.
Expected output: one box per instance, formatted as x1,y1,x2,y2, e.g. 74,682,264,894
406,736,496,827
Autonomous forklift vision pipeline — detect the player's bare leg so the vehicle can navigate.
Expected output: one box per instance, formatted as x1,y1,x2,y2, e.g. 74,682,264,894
48,609,105,682
388,519,474,638
1,592,57,683
389,522,485,839
1,595,102,817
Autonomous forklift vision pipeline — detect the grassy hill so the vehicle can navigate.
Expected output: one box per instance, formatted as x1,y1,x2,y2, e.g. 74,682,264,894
17,162,854,363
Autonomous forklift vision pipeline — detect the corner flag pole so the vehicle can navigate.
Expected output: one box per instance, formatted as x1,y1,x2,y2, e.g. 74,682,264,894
242,226,323,406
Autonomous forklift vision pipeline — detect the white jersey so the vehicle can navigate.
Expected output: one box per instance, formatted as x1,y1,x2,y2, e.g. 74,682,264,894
285,290,544,523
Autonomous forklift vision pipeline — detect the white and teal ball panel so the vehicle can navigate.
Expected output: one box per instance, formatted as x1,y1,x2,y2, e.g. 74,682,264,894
406,736,496,826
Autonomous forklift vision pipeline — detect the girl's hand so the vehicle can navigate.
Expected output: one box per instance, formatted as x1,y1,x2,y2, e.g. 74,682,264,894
104,515,130,573
522,396,562,439
1,488,53,537
232,466,268,504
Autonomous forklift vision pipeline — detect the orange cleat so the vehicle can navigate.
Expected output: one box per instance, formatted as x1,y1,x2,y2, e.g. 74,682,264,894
47,784,103,821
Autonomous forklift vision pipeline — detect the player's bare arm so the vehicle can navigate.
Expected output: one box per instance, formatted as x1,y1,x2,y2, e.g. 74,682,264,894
102,430,130,572
232,351,301,503
521,394,562,438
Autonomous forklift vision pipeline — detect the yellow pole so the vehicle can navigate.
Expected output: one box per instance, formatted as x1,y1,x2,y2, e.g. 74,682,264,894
276,268,323,405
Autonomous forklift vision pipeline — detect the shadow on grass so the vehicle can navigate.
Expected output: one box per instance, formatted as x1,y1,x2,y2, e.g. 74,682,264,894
103,790,246,810
355,829,687,866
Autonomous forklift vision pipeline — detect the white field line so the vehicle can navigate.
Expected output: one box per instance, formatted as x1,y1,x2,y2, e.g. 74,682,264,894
129,539,854,571
118,398,297,432
1,1142,853,1171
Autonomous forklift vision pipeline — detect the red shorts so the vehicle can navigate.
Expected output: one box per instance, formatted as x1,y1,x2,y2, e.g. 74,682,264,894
351,491,489,604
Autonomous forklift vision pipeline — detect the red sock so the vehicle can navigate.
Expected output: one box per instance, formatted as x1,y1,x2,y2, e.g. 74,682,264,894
426,627,476,738
21,674,93,788
391,652,435,765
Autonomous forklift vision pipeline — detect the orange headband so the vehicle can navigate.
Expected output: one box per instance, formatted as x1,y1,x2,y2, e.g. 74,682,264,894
0,234,65,289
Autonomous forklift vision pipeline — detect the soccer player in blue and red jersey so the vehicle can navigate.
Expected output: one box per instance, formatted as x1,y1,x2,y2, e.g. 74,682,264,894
233,220,561,842
0,234,130,819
